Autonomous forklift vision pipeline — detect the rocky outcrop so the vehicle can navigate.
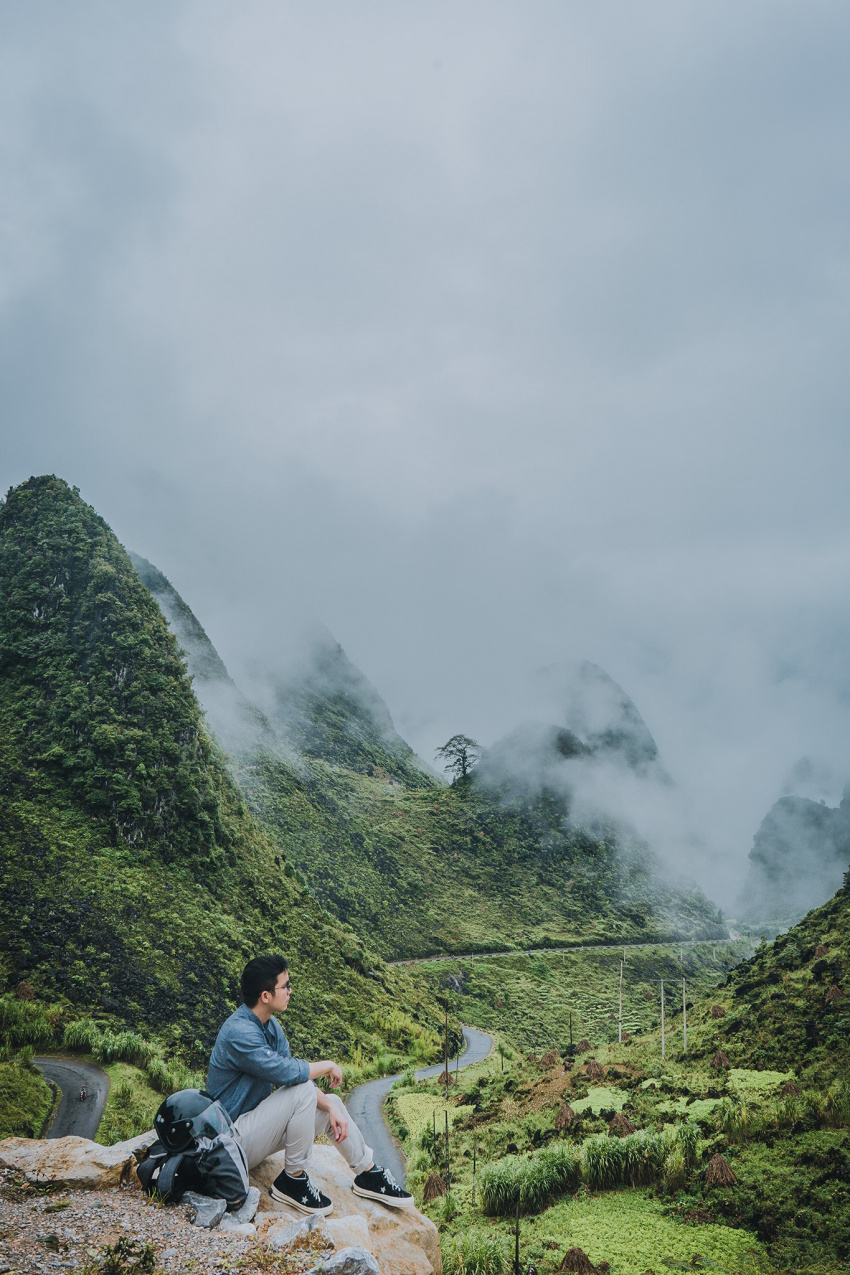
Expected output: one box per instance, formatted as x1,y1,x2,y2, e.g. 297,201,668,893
0,1131,153,1188
252,1145,440,1275
0,1136,441,1275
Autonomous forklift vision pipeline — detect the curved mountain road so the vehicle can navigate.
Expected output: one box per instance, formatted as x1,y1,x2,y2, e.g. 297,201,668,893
35,1058,109,1140
347,1025,493,1185
389,936,744,967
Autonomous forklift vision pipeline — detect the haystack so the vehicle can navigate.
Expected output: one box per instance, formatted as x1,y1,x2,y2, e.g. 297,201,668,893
586,1059,604,1079
437,1070,456,1085
576,1038,592,1053
780,1080,801,1098
540,1049,561,1067
705,1153,737,1187
608,1112,637,1137
711,1050,730,1071
710,1004,726,1019
814,943,830,959
558,1246,598,1274
826,985,845,1004
422,1171,447,1201
555,1102,575,1131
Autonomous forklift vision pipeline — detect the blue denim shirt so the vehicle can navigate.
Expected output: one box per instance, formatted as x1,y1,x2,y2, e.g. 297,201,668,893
206,1003,311,1119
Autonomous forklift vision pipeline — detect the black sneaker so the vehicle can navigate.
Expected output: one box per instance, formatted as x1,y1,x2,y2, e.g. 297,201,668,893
352,1165,414,1209
269,1170,333,1215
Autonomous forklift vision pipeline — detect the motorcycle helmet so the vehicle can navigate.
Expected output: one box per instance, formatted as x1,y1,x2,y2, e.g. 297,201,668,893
153,1088,234,1152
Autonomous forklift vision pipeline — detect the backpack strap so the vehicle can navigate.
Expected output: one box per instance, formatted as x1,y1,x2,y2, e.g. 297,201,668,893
155,1153,189,1203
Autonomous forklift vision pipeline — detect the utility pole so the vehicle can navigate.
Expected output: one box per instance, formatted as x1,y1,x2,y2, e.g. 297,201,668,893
618,961,623,1044
660,979,666,1061
444,1011,449,1100
682,977,687,1053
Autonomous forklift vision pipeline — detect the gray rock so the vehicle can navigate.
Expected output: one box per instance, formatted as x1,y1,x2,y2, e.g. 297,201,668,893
182,1191,227,1229
218,1217,256,1235
229,1185,260,1224
266,1214,329,1249
304,1247,382,1275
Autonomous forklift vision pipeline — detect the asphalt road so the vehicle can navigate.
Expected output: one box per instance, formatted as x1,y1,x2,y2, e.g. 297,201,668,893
34,1058,109,1140
346,1025,493,1184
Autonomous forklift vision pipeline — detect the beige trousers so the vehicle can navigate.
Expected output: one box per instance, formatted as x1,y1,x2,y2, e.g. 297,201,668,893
233,1081,373,1177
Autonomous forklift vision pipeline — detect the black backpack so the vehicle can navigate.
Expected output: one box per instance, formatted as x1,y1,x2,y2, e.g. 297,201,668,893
136,1130,249,1208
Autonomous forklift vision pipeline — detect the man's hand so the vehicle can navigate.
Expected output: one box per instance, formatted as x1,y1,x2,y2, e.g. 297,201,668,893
327,1103,348,1144
309,1059,343,1087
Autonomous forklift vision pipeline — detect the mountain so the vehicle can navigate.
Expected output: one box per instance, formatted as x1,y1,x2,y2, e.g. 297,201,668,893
132,556,727,958
739,790,850,929
0,476,443,1063
535,659,668,779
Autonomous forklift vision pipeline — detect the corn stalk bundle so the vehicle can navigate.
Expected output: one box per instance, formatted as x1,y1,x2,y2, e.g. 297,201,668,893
539,1049,561,1067
814,943,830,958
576,1039,592,1052
711,1050,730,1070
586,1059,604,1079
555,1102,575,1131
423,1171,447,1201
710,1004,726,1019
558,1247,598,1274
608,1112,636,1137
826,985,844,1004
705,1152,737,1186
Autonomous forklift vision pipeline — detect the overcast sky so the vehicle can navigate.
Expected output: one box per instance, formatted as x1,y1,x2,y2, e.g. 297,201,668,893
2,1,850,904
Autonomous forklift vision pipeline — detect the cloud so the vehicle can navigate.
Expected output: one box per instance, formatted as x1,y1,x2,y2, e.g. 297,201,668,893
2,1,850,907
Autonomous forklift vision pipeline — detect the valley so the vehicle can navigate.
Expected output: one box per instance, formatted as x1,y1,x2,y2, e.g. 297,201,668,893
0,476,848,1274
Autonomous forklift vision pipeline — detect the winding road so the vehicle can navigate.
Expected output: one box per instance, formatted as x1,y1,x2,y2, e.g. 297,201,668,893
347,1025,493,1184
34,1057,109,1140
389,937,745,967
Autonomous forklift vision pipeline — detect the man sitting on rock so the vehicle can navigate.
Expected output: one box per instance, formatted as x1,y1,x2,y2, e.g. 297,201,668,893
207,953,413,1216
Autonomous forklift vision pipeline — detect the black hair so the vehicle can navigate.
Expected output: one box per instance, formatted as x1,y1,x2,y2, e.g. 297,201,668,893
241,955,288,1007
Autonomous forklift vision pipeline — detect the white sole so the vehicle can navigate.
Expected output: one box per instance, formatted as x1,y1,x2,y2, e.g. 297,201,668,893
352,1185,415,1209
269,1185,333,1215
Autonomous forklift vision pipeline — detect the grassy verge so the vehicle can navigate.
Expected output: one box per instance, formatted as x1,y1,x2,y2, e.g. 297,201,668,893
0,1056,53,1140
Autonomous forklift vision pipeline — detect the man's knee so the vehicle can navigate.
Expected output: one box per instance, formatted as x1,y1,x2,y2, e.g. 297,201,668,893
296,1081,319,1112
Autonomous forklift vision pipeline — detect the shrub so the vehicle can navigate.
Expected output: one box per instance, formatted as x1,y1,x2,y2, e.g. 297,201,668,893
63,1018,102,1053
442,1229,508,1275
481,1143,580,1216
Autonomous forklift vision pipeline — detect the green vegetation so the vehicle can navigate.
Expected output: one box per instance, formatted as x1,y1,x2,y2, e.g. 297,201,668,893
386,880,850,1273
0,478,450,1104
96,1062,163,1146
410,941,751,1052
244,756,728,962
0,1056,53,1139
133,545,728,963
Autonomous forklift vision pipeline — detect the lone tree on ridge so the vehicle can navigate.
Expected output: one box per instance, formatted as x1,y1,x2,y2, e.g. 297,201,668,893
435,734,482,780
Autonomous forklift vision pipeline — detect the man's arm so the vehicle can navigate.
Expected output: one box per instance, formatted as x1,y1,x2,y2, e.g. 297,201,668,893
308,1060,343,1087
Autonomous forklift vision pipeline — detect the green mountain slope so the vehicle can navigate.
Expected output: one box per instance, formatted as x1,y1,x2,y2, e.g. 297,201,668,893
0,476,444,1064
132,559,726,960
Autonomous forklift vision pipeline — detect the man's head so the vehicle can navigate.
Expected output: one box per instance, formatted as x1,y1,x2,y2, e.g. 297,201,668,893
241,955,290,1009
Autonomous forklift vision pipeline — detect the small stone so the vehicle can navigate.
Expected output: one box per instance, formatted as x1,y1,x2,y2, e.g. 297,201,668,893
183,1191,227,1229
163,1250,178,1259
230,1186,260,1224
266,1216,316,1249
218,1218,256,1236
304,1246,382,1275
